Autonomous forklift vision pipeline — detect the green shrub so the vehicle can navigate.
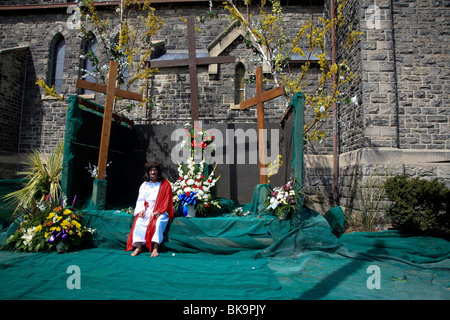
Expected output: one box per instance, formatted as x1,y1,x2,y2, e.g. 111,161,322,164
384,174,449,235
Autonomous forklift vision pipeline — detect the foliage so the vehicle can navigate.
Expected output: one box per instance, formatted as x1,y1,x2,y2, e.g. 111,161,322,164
76,0,163,110
35,79,63,101
344,166,391,232
222,0,363,142
3,141,64,219
3,195,94,252
232,207,251,217
266,154,283,184
384,174,450,235
265,174,301,219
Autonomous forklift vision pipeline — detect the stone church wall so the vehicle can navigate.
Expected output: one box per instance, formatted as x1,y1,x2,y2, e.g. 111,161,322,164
0,0,448,215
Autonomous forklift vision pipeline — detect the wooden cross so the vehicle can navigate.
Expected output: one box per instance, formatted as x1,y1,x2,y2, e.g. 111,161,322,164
76,60,143,180
149,16,235,123
240,66,284,184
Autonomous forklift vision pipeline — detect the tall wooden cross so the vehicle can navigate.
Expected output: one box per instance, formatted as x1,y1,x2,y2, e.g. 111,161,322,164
76,60,143,180
240,66,284,184
149,16,235,123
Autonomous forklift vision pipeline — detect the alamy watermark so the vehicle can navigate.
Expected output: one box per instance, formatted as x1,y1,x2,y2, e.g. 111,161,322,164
66,265,81,290
366,265,381,289
365,4,383,30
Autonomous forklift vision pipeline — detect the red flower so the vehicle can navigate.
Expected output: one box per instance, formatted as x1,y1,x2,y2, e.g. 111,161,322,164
205,204,210,207
185,191,191,197
201,175,205,179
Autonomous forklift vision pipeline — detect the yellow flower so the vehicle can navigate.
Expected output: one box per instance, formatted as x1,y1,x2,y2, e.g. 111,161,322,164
46,212,55,220
56,216,63,222
44,232,50,238
35,225,42,232
63,209,72,215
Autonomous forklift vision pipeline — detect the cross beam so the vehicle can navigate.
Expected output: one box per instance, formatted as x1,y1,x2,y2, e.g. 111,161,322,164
76,60,142,180
240,66,284,184
149,16,235,123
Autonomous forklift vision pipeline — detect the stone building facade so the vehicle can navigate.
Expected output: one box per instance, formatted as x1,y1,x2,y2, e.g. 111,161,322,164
0,0,449,214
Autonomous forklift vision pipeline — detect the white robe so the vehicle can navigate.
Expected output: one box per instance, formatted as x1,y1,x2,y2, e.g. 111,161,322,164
132,181,169,246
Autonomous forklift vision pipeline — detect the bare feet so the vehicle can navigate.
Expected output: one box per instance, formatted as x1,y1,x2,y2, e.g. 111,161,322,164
151,249,159,257
131,247,142,256
151,242,159,257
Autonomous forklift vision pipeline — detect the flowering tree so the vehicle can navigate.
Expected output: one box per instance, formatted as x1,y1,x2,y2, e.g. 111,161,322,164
76,0,163,110
223,0,362,142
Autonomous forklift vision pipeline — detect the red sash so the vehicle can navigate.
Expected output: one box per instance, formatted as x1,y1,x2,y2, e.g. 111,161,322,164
126,179,173,251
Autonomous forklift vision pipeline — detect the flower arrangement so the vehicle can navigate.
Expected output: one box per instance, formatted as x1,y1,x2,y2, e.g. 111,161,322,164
180,123,215,159
265,174,301,219
232,207,250,217
171,157,221,216
4,195,95,252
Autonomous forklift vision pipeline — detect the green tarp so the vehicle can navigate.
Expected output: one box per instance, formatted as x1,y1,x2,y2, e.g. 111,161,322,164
1,90,449,300
1,205,449,300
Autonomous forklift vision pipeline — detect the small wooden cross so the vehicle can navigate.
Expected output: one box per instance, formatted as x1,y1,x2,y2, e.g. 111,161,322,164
76,60,143,180
149,16,235,124
240,66,284,184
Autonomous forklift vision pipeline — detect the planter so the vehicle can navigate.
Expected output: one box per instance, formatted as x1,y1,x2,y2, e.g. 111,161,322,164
277,210,290,220
56,241,69,253
186,205,196,218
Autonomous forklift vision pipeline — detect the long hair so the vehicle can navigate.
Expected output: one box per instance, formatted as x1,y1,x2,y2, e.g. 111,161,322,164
143,161,164,182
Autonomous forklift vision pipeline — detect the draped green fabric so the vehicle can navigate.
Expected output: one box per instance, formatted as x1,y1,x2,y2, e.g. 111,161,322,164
1,90,449,300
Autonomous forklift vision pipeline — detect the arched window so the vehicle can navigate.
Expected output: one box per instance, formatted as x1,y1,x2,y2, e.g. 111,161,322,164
235,62,245,105
80,33,97,94
50,34,66,94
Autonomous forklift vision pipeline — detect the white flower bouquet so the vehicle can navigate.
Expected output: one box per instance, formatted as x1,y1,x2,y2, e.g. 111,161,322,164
265,175,301,219
171,157,221,216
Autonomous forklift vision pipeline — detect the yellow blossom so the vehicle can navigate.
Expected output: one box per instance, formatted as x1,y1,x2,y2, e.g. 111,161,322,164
63,209,72,215
35,225,42,232
47,212,55,220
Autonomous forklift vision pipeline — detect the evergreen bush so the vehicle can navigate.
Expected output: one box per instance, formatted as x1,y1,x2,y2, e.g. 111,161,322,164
384,174,449,235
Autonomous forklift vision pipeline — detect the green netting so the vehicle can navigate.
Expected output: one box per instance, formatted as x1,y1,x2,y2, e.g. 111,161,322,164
1,90,449,300
62,95,135,210
0,179,25,229
0,208,449,300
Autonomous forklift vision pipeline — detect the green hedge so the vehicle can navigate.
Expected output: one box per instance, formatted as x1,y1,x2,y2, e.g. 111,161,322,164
384,174,449,235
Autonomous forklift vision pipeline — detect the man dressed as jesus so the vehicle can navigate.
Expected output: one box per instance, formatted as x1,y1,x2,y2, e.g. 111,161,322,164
126,162,174,257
